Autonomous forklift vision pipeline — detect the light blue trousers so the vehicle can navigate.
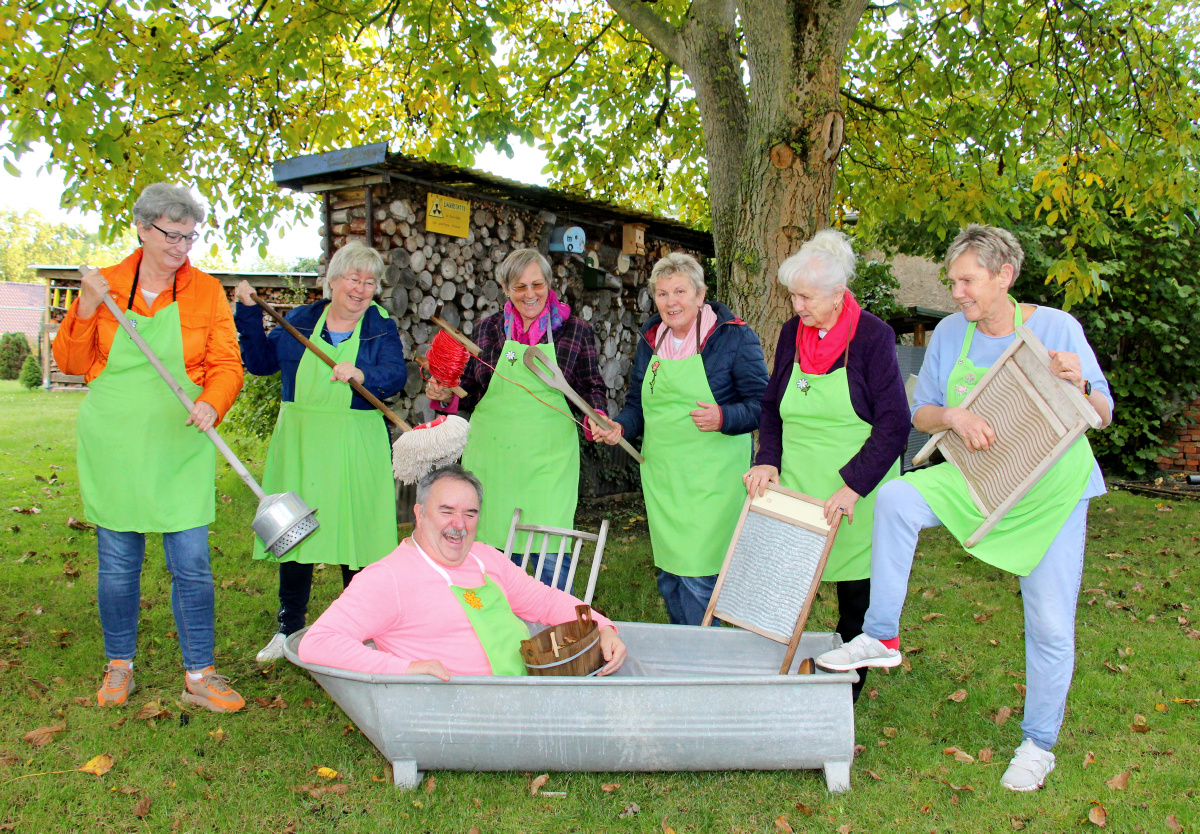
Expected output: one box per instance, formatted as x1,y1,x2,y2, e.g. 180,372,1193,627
863,479,1088,751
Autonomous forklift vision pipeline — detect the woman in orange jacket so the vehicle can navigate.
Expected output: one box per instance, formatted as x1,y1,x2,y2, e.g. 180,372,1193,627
54,183,245,713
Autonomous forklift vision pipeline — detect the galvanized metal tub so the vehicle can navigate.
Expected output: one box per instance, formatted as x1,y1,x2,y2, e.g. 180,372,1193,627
284,623,858,792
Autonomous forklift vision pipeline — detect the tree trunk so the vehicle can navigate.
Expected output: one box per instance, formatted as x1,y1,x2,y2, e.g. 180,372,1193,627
610,0,869,363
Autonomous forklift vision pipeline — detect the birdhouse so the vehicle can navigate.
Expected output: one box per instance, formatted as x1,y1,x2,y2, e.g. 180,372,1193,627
548,226,586,253
622,223,648,255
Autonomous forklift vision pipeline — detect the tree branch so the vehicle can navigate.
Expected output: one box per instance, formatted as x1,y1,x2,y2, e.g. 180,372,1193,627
605,0,685,67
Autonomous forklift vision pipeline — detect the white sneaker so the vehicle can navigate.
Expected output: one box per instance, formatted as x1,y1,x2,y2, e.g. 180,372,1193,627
1001,739,1056,791
256,632,288,664
815,633,902,671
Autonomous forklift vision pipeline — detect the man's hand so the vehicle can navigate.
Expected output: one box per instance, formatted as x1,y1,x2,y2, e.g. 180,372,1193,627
595,625,627,676
406,659,451,681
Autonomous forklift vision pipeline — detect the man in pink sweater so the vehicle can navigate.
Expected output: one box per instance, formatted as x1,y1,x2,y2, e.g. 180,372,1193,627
298,465,626,679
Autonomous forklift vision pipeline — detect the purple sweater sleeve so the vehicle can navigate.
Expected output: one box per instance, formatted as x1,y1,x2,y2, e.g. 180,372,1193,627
754,313,910,496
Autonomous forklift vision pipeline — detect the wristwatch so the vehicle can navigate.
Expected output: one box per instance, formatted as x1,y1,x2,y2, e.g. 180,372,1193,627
1081,379,1092,396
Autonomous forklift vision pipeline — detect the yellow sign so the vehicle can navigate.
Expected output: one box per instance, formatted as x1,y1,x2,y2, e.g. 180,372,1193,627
425,192,471,238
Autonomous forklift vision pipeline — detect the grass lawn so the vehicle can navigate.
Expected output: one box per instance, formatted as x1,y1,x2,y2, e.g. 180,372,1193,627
0,378,1197,832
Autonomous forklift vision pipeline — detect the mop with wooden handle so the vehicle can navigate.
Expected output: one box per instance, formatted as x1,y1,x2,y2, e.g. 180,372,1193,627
248,293,469,484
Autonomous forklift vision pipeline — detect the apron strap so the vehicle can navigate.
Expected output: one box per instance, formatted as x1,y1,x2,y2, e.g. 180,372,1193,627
413,539,486,586
126,262,177,312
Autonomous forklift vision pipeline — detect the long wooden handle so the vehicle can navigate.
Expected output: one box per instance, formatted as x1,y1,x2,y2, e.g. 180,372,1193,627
430,314,482,355
250,294,412,432
83,272,267,501
523,346,645,464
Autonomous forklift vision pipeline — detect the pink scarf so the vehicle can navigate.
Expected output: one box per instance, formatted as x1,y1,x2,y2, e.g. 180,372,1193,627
796,291,862,374
505,289,570,345
653,304,719,360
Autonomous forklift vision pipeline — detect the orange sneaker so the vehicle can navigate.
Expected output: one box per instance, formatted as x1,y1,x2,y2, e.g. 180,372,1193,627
96,659,135,707
180,666,245,713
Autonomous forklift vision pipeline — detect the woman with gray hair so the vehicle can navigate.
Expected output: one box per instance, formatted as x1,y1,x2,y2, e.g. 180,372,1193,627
744,228,909,698
54,182,246,711
590,252,768,625
425,248,606,584
816,224,1113,792
235,241,406,662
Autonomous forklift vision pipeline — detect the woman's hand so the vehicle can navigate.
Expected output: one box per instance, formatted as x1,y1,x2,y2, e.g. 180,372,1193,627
944,406,996,452
425,380,452,403
185,400,218,432
595,625,627,676
1047,350,1085,391
823,483,861,527
77,266,109,320
690,401,722,432
588,416,624,445
234,280,257,307
330,362,365,386
743,464,780,498
406,659,451,681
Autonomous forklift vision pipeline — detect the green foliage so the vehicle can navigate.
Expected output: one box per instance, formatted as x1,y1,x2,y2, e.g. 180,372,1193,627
222,372,282,440
0,210,135,282
17,353,42,389
0,332,31,379
850,249,905,321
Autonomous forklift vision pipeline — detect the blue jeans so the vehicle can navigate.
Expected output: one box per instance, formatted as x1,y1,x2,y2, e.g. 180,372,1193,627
510,553,573,592
657,570,719,626
863,479,1088,751
96,525,215,671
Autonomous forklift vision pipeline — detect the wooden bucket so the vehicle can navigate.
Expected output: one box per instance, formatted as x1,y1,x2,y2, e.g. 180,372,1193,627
520,605,603,677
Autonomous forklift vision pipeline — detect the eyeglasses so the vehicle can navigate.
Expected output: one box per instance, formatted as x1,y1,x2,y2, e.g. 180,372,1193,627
150,222,201,245
510,281,548,293
339,275,379,292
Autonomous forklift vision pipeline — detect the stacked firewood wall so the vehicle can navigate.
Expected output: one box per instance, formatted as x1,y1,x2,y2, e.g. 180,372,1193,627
321,183,703,444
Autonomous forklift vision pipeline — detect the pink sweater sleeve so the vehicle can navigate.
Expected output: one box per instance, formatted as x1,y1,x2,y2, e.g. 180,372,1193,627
485,550,616,633
297,559,416,675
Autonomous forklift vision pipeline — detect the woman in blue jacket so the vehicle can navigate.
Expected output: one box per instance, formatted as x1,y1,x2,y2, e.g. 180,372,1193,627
590,253,768,625
235,243,406,662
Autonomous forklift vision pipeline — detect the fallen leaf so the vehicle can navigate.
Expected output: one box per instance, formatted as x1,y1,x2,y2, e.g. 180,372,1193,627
302,697,316,708
315,766,339,779
467,828,480,834
529,773,549,796
979,748,994,763
1088,802,1107,827
1103,660,1129,674
254,697,272,708
1129,715,1150,733
661,817,676,834
79,753,114,776
65,517,92,530
62,564,81,578
794,801,813,815
371,775,387,782
922,613,944,622
994,706,1013,726
920,804,932,814
133,795,151,818
294,783,348,799
864,769,882,780
775,815,794,833
866,687,878,700
618,802,640,818
270,695,287,709
1014,683,1027,697
973,613,991,623
838,825,853,834
134,701,169,721
23,720,65,747
1084,751,1096,768
1011,818,1026,830
939,779,975,791
1105,771,1130,790
208,728,226,742
882,727,897,738
954,751,975,763
946,689,968,702
853,744,866,757
1154,703,1168,712
601,782,620,792
423,774,436,793
112,786,139,795
1166,814,1183,833
220,494,232,503
921,588,936,598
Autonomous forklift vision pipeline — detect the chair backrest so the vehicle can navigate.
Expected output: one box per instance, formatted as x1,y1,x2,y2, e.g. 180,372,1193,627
501,508,609,606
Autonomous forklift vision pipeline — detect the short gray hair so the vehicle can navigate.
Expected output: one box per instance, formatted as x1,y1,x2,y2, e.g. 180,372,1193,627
496,248,552,292
777,229,856,294
326,242,385,296
944,224,1024,281
649,252,706,294
415,464,483,508
132,183,207,226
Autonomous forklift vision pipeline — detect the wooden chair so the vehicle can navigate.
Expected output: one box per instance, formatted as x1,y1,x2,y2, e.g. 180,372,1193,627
702,484,842,674
912,325,1104,547
502,509,609,606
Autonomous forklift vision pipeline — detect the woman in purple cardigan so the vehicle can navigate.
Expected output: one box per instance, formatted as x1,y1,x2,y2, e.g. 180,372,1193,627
744,229,909,698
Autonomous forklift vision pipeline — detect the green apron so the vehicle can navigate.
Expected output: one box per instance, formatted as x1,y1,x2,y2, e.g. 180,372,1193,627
778,348,900,582
419,548,529,676
77,301,215,532
253,304,397,567
903,300,1093,575
641,350,750,576
462,332,579,548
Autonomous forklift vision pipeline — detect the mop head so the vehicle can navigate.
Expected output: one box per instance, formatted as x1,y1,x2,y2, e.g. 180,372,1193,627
393,414,471,485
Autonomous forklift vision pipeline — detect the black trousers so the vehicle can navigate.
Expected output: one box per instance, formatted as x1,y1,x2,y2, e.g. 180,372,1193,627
835,577,872,702
277,562,358,635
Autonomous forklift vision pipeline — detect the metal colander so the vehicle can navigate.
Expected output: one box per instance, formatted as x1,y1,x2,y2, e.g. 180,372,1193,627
252,492,319,558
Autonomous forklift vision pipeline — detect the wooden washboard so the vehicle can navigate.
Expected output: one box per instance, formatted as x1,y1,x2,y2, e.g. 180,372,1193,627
912,324,1103,547
701,484,841,674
